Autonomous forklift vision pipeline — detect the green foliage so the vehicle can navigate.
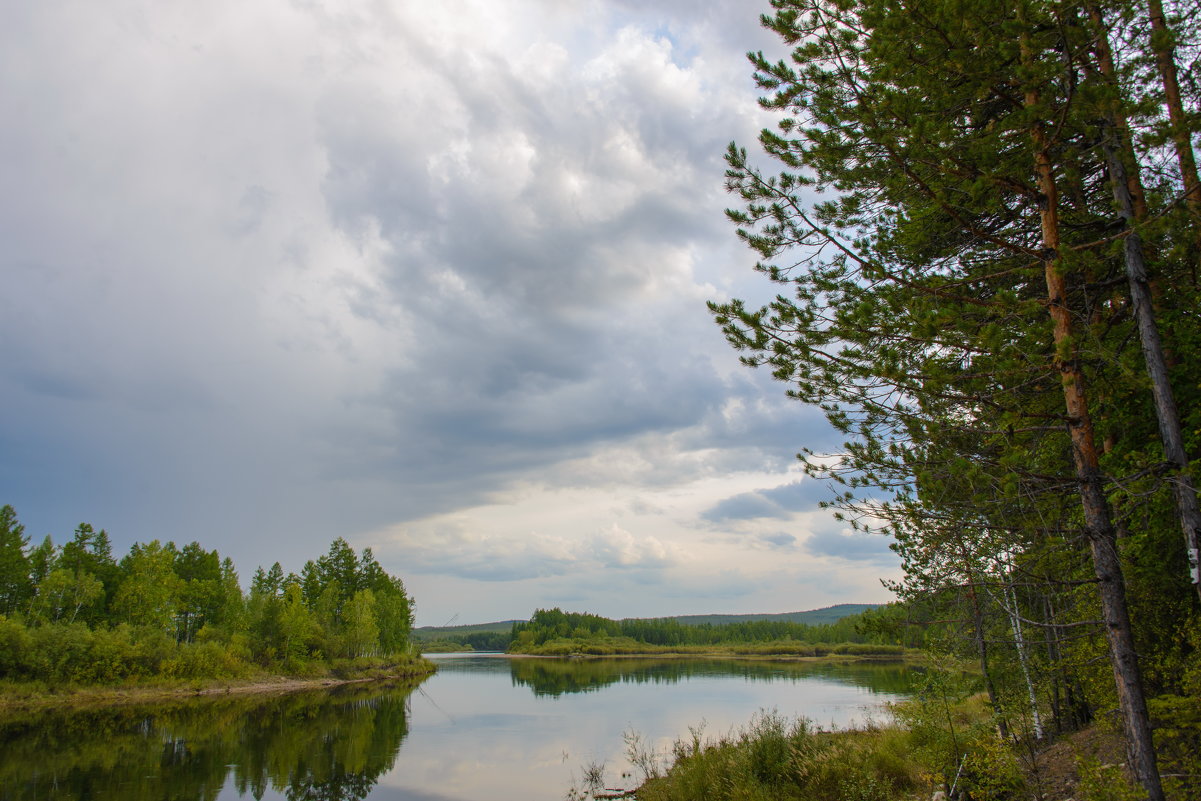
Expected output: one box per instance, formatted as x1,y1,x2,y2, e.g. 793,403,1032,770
343,589,380,659
509,606,907,654
1147,692,1201,799
0,505,419,686
706,0,1201,795
1075,757,1144,801
418,638,473,653
113,540,182,632
29,568,103,624
0,506,32,616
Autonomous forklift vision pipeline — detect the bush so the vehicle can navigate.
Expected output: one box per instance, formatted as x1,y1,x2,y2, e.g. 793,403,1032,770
26,622,94,683
161,640,250,679
72,624,140,683
890,689,1025,800
0,615,33,678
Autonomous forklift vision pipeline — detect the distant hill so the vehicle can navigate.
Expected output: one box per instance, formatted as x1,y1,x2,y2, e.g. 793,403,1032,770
412,604,878,641
655,604,880,627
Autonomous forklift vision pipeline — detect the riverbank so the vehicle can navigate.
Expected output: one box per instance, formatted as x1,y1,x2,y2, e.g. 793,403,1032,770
626,697,1135,801
427,650,916,663
0,656,437,714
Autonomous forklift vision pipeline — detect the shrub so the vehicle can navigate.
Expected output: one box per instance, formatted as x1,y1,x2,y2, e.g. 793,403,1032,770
0,615,33,678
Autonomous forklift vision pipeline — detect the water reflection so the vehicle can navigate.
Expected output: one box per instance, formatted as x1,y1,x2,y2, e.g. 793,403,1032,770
0,679,423,801
0,659,916,801
504,656,917,698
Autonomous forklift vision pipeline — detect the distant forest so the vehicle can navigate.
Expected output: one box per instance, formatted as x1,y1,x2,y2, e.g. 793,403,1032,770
509,606,913,655
0,505,419,685
417,604,905,654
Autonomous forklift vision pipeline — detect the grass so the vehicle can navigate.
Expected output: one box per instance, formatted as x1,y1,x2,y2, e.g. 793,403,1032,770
596,690,1035,801
632,712,923,801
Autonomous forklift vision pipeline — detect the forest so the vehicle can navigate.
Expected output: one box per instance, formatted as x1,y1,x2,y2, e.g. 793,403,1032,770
0,505,419,685
506,606,907,655
675,0,1201,798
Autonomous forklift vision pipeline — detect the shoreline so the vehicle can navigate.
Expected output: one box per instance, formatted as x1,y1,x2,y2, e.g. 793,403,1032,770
0,661,437,715
494,653,907,662
450,651,917,662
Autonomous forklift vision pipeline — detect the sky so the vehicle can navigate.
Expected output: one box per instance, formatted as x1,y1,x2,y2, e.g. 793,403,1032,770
0,0,900,626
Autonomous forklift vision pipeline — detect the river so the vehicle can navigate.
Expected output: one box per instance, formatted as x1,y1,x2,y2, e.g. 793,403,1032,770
0,654,916,801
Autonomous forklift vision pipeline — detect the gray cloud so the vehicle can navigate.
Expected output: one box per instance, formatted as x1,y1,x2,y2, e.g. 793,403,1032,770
803,523,898,566
758,532,798,550
701,479,837,523
702,492,787,522
0,0,898,621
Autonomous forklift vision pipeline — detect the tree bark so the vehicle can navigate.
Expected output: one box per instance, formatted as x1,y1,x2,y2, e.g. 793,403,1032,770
1022,23,1165,798
1102,130,1201,607
1147,0,1201,217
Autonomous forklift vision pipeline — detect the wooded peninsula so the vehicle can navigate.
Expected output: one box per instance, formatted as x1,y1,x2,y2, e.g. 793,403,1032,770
0,505,429,695
418,606,911,657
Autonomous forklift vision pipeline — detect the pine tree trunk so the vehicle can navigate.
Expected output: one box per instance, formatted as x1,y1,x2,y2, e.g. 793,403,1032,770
1035,152,1164,801
1102,131,1201,607
1089,6,1201,603
1022,24,1165,797
1147,0,1201,216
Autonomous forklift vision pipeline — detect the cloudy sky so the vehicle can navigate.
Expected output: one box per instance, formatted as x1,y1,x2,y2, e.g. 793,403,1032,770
0,0,899,626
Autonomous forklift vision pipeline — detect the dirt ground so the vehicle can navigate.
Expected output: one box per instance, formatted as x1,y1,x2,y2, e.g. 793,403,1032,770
1022,725,1127,800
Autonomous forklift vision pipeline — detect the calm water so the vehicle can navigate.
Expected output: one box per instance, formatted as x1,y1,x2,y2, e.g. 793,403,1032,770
0,655,916,801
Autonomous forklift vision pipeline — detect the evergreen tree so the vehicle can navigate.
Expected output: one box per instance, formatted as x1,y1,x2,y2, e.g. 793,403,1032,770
0,505,32,616
173,541,224,642
710,1,1201,795
59,523,120,623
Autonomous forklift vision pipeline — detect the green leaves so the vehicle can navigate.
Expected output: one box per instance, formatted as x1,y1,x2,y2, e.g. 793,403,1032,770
715,0,1201,772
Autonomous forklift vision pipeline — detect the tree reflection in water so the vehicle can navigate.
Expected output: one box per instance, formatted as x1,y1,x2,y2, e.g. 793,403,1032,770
0,679,424,801
507,657,917,698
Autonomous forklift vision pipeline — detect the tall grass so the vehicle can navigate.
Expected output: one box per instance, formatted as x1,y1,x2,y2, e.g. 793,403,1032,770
622,686,1032,801
633,711,919,801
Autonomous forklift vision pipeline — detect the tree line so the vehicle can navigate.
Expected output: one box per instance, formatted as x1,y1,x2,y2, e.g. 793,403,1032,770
710,0,1201,796
0,505,416,684
508,606,897,650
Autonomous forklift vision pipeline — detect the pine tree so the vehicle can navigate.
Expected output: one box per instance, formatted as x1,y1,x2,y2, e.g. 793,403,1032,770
0,505,32,616
711,1,1200,795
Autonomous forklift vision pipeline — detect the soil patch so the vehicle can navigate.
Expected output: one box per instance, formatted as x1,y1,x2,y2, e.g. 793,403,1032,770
1025,725,1125,800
